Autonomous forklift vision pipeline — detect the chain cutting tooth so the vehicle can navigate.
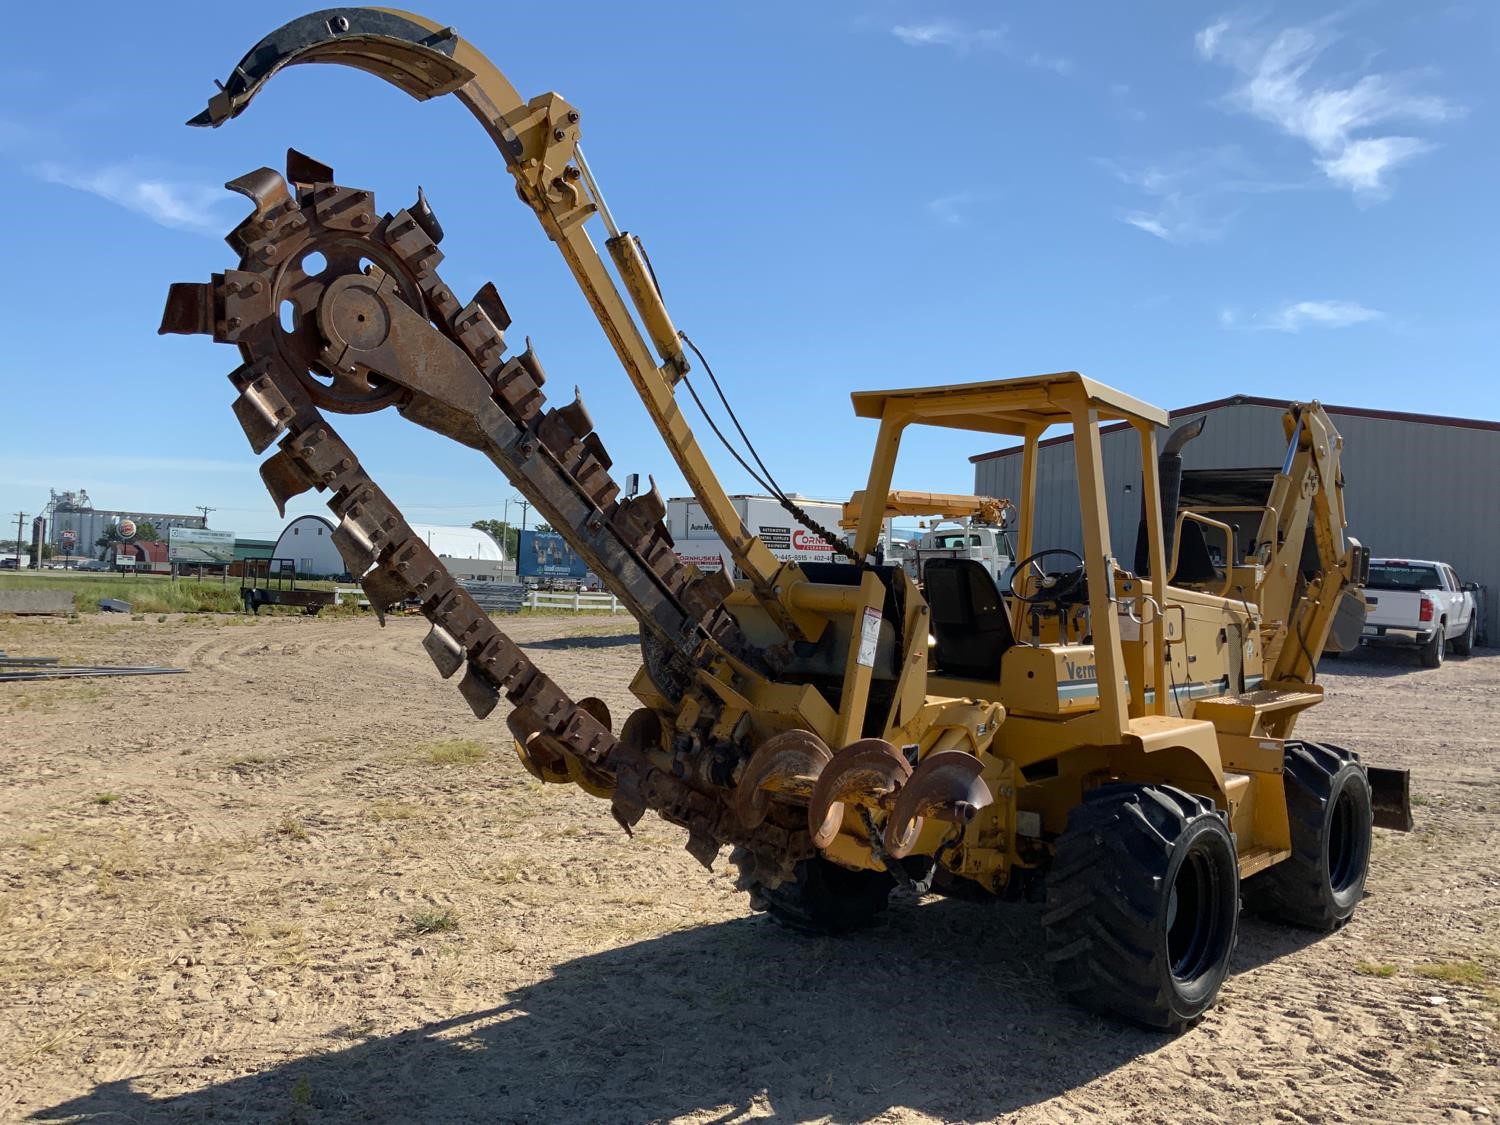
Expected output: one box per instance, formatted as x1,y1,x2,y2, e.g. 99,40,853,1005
422,624,465,679
159,282,216,336
330,515,379,577
286,147,334,189
360,567,409,626
457,663,500,719
228,365,296,454
225,167,292,216
259,450,313,517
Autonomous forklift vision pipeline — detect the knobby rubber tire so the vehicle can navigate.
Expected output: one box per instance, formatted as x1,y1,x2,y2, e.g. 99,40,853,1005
1043,784,1240,1032
742,856,894,935
1243,741,1373,932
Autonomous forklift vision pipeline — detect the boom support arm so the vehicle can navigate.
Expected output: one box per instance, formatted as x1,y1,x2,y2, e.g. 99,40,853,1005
190,5,822,641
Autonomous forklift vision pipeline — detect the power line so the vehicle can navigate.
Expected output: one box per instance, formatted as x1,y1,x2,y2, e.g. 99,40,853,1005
195,505,216,527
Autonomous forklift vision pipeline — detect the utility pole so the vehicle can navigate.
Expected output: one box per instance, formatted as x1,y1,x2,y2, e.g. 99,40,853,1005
195,505,216,527
11,512,24,566
517,498,531,533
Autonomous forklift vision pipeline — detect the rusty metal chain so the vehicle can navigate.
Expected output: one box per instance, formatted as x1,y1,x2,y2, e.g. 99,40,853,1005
161,156,810,880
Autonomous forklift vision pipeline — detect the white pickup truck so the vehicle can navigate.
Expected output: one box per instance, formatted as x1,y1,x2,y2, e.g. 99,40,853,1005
1361,557,1479,667
890,523,1014,589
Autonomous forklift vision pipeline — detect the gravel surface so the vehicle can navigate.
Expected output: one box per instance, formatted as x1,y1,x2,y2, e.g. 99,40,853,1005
1,612,1495,1123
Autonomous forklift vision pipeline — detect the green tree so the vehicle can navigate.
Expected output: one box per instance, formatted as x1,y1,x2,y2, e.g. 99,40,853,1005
136,520,159,542
471,519,519,559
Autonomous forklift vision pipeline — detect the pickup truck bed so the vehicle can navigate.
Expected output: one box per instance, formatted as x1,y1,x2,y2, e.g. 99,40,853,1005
1361,558,1477,667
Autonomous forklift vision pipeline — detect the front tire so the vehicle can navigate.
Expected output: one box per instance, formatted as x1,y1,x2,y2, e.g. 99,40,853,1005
738,854,894,935
1244,741,1372,931
1453,616,1475,657
1043,784,1240,1032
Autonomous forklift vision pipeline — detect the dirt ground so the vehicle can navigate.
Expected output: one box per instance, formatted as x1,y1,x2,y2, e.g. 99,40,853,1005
0,611,1495,1124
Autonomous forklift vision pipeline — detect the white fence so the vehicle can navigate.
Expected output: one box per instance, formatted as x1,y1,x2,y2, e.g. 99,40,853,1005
523,590,626,614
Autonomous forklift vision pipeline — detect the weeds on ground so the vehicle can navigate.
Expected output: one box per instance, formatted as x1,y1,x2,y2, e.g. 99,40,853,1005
275,813,309,841
290,1074,313,1111
368,800,423,821
409,910,459,935
1354,962,1398,977
1413,961,1487,985
424,739,487,766
93,792,119,806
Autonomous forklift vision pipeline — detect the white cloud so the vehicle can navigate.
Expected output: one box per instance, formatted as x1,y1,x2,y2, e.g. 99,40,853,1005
889,20,1070,72
1221,299,1384,332
1099,148,1264,243
926,192,984,225
29,160,230,234
892,21,1003,51
1026,52,1073,76
1196,16,1458,200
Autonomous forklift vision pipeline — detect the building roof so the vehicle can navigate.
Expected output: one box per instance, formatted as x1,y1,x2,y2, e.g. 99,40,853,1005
273,516,504,561
409,523,504,561
970,393,1500,464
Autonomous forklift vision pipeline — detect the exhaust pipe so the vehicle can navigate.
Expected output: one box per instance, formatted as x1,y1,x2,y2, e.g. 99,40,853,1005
1157,416,1206,572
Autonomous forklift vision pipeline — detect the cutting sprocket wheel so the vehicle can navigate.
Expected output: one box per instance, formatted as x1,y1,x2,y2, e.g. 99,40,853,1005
224,155,428,414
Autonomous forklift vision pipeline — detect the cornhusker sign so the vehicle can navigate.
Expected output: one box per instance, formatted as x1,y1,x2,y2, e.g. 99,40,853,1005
676,527,840,576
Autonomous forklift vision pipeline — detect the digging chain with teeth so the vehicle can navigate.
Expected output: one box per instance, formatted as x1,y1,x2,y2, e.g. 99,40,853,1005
162,158,813,879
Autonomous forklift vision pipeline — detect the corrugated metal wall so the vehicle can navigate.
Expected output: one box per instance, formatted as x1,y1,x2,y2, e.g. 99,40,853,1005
974,403,1500,640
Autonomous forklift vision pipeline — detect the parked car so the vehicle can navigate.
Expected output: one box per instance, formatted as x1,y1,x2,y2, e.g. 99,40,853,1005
1361,557,1479,667
0,557,18,569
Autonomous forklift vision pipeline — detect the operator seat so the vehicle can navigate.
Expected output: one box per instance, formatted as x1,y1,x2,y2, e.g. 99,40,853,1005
1170,520,1219,585
924,558,1016,680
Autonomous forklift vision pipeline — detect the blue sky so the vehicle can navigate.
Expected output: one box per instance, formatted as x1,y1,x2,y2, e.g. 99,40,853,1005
0,2,1493,540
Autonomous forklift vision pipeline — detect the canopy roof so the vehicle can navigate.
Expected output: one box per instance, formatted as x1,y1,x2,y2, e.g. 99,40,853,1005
850,371,1169,437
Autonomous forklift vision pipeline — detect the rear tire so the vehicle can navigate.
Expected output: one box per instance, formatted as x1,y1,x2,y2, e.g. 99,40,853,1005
1420,624,1445,668
1453,616,1475,657
1243,741,1372,931
1043,784,1240,1032
741,855,894,935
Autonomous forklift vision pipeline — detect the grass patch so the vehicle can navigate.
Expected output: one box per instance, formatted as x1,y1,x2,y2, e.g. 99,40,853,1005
92,791,119,806
1354,961,1398,978
368,800,423,822
275,813,309,841
1410,793,1431,807
424,739,488,766
290,1074,313,1111
1413,960,1486,985
0,571,245,614
410,910,459,935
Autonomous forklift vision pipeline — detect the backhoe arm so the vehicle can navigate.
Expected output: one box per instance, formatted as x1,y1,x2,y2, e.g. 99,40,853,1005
189,6,822,641
1254,403,1366,684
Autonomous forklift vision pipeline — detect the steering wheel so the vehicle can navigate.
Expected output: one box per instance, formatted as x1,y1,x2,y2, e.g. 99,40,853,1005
1008,548,1085,604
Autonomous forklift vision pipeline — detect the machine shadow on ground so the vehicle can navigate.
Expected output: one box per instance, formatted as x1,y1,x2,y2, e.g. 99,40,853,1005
34,895,1323,1124
521,630,640,651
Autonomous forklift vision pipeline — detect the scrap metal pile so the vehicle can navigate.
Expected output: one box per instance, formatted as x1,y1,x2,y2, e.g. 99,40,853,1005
0,652,185,683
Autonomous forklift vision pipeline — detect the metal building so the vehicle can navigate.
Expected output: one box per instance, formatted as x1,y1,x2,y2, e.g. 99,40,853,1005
971,393,1500,640
271,516,504,579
